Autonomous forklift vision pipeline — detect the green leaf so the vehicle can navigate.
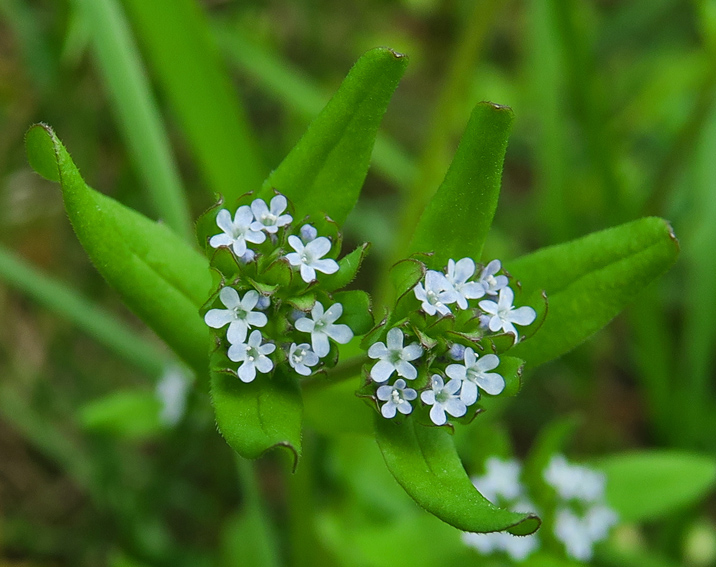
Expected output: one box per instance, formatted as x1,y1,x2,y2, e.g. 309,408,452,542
507,217,679,367
408,102,514,267
121,0,264,203
79,390,162,440
260,48,408,226
321,243,370,292
496,356,524,397
333,290,373,336
375,415,540,535
211,366,302,468
598,451,716,522
25,124,212,373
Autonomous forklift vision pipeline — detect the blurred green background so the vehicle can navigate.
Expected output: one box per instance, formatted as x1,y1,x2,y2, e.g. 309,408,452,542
1,0,716,566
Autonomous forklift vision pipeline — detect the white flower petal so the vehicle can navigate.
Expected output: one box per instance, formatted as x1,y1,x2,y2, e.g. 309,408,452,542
445,364,466,381
313,258,339,275
219,287,241,308
371,360,395,383
227,343,247,362
453,258,476,283
285,252,302,266
287,235,304,253
209,233,233,248
476,353,500,371
429,404,447,425
397,400,413,415
238,362,256,383
460,381,479,405
462,281,485,300
476,372,505,395
215,209,234,233
402,343,423,361
250,199,269,220
421,390,436,404
403,388,418,401
204,309,233,329
479,299,498,314
246,312,268,328
386,328,403,350
312,333,330,358
368,342,389,359
299,264,316,282
395,360,417,380
376,384,394,400
294,317,314,333
381,402,398,418
325,323,353,344
308,236,332,257
255,356,274,374
231,239,247,257
445,378,462,395
323,303,343,323
509,306,537,326
227,321,248,344
488,316,503,333
444,398,467,418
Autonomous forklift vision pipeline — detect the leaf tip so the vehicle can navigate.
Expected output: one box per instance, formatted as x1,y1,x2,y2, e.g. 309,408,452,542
506,513,541,536
25,122,61,183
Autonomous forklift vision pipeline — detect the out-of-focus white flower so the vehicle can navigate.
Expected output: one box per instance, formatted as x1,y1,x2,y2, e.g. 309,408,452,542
376,378,418,418
285,235,339,282
294,301,353,357
414,270,457,316
204,288,268,345
227,330,276,383
543,454,607,503
249,195,292,233
477,259,509,296
479,287,536,339
445,347,504,405
367,328,423,382
462,531,539,562
444,258,485,309
155,366,191,426
420,374,466,425
288,343,319,376
209,207,265,257
472,457,524,503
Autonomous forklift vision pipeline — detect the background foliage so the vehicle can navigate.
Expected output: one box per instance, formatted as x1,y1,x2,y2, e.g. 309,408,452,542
1,0,715,566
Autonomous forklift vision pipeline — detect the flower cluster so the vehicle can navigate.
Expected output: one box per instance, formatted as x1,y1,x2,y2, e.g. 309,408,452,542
203,193,356,382
365,258,537,425
462,455,618,563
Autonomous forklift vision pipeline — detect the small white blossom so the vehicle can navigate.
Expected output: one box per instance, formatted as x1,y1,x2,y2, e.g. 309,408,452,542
543,455,607,503
294,301,353,357
367,328,423,382
155,366,191,426
285,235,339,282
477,259,509,296
553,506,616,562
472,457,524,503
288,343,319,376
446,348,504,405
420,374,466,426
479,287,536,338
227,330,276,383
414,270,457,316
209,207,266,257
445,258,486,309
376,378,418,418
204,288,268,344
249,195,292,233
300,224,318,242
449,343,466,361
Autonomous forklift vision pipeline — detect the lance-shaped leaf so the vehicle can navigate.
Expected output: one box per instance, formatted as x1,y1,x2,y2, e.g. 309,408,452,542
25,123,211,373
260,48,408,226
320,243,370,292
211,364,302,469
507,217,679,367
597,451,716,523
375,416,540,535
408,102,514,267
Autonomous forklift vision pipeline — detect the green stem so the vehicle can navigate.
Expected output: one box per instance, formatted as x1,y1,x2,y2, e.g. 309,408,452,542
0,245,167,376
72,0,193,240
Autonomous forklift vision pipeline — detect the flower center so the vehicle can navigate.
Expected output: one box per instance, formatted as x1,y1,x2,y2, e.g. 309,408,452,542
233,306,248,320
435,388,450,404
300,250,313,264
426,289,441,305
314,319,327,331
246,346,259,362
292,348,306,364
261,212,277,225
388,350,403,364
485,274,497,287
390,389,403,404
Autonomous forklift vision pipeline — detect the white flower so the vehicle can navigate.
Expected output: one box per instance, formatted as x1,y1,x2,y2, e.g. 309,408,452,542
420,374,466,426
446,348,504,405
477,259,509,296
227,330,276,383
294,301,353,357
209,207,266,256
472,457,524,503
478,287,536,338
554,508,594,561
249,195,292,233
367,328,423,382
288,343,319,376
155,366,191,426
462,531,539,562
543,455,607,503
285,235,339,282
376,378,418,418
300,224,318,242
414,270,457,316
445,258,486,309
204,288,268,344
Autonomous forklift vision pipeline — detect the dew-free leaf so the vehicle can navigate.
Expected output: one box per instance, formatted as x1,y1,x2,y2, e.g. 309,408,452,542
375,415,540,534
25,123,212,373
507,217,679,367
260,48,408,226
409,102,514,267
598,450,716,522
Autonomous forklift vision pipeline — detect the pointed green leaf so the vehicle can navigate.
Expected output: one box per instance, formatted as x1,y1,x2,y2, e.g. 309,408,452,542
211,366,302,469
598,451,716,522
507,217,679,367
25,124,211,373
260,48,408,225
375,415,540,534
321,243,370,292
408,102,514,267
